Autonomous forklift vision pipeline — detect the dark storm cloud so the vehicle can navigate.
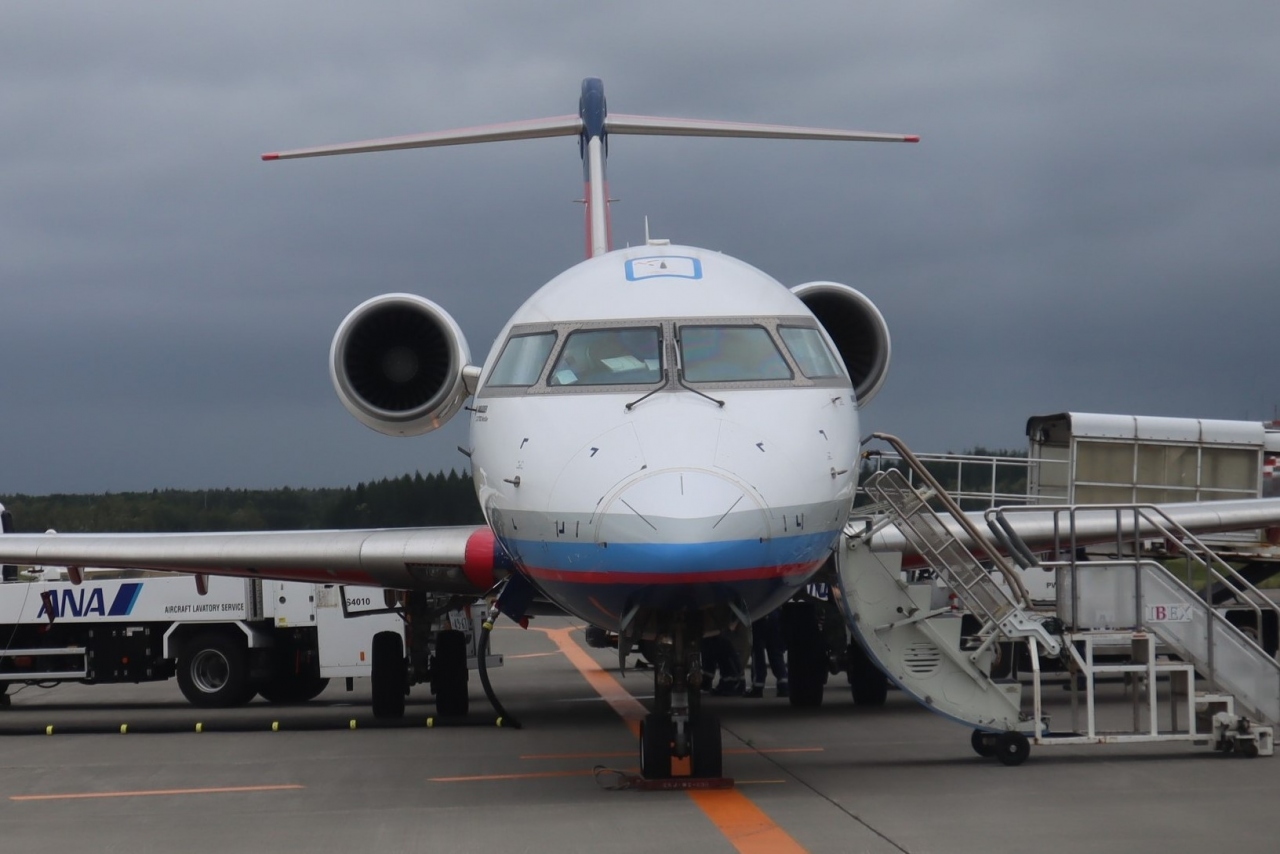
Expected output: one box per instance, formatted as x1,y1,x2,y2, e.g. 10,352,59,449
1,2,1278,493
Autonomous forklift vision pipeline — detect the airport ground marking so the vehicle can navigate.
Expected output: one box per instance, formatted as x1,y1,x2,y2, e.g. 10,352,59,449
687,788,808,854
519,747,821,761
431,768,612,783
11,783,305,802
521,750,636,760
536,624,809,854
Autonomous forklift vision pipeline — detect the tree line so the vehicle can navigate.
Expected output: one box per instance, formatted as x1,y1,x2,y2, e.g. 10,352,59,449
2,446,1031,534
0,470,484,533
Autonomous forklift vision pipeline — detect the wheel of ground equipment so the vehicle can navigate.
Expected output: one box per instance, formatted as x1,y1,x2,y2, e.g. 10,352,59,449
690,713,724,779
371,630,407,719
258,673,330,704
1238,739,1260,759
994,731,1030,766
432,629,470,717
970,729,997,758
639,713,673,780
782,600,826,708
847,639,889,707
177,631,254,708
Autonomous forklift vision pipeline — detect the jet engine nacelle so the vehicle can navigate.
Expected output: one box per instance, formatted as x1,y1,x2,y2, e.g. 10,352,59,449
330,294,476,437
790,281,891,405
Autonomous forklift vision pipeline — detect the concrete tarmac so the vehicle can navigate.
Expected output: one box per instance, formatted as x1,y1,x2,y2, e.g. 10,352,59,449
1,617,1276,854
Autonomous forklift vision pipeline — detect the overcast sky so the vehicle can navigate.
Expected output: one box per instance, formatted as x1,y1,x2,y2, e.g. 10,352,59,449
2,2,1278,495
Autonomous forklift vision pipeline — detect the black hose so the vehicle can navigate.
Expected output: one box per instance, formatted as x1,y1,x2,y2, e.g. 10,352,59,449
477,610,521,729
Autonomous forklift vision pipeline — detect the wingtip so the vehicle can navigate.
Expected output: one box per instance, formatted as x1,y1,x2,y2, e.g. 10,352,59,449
904,135,920,143
261,153,280,161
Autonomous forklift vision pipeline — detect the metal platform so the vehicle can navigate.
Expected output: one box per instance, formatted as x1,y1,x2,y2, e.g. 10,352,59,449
836,432,1276,764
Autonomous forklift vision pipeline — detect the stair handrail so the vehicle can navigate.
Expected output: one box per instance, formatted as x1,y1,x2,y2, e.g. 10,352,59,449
991,502,1280,660
867,433,1031,603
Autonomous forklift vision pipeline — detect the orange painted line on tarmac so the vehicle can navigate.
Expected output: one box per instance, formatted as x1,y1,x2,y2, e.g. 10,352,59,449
537,626,646,737
688,789,809,854
431,768,616,783
534,625,809,854
11,784,304,802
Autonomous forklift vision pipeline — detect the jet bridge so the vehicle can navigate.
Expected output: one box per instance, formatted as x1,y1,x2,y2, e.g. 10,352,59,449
835,433,1276,764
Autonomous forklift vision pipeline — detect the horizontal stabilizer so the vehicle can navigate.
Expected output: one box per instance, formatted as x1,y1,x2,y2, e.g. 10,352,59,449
262,115,583,161
262,113,918,162
605,114,918,143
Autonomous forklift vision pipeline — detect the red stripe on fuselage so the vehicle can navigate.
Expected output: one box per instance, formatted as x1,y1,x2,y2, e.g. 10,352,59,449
521,560,822,586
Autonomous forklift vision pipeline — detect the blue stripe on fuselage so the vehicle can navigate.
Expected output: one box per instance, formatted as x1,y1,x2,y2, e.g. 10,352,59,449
500,529,838,575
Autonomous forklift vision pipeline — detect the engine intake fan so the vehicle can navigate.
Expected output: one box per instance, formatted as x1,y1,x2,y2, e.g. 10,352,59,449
330,294,474,436
790,281,891,405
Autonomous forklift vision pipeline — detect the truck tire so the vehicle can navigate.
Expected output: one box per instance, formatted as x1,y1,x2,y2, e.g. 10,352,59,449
258,674,330,704
177,632,255,708
433,629,469,717
371,631,407,719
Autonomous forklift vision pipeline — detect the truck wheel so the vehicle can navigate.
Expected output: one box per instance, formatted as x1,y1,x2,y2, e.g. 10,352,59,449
371,631,407,719
433,629,469,717
177,632,254,708
259,674,330,704
782,601,825,708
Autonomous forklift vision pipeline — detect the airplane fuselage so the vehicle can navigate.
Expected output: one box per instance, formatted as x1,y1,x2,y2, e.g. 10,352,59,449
470,245,860,631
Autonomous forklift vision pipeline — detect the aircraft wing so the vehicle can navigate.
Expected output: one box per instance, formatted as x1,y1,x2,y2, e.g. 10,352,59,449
0,525,504,594
862,498,1280,557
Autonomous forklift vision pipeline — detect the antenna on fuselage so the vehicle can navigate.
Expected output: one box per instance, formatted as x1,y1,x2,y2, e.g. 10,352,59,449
262,78,918,260
643,216,669,247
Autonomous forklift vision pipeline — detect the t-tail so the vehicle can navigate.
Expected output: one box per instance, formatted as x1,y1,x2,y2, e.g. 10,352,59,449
262,77,918,259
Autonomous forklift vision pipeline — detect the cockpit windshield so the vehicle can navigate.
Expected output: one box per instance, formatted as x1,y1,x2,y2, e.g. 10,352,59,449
679,325,792,383
548,327,662,386
480,318,847,398
487,332,557,387
778,326,843,379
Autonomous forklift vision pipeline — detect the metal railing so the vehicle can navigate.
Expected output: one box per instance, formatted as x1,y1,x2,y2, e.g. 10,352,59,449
988,503,1280,661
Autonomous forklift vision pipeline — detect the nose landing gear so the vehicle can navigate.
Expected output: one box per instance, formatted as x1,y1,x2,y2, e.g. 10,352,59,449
636,616,730,785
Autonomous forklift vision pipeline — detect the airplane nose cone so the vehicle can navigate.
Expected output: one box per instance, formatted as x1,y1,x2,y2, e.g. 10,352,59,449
596,469,767,545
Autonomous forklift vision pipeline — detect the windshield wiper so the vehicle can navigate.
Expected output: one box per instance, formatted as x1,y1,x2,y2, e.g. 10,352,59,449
675,372,724,407
624,382,666,411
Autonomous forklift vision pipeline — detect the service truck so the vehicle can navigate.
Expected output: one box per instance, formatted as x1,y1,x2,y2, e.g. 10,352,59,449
0,566,414,708
0,505,501,715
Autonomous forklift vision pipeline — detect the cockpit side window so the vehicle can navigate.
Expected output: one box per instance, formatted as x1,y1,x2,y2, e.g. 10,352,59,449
487,332,557,387
680,325,792,383
778,326,843,379
548,327,662,386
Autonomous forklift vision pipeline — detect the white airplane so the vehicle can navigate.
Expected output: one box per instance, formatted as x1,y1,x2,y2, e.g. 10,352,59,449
3,79,1279,780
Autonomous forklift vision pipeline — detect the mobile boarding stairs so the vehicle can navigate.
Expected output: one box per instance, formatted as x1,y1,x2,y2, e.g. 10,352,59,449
834,433,1280,764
